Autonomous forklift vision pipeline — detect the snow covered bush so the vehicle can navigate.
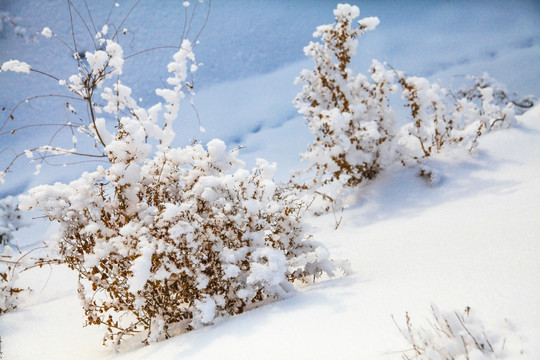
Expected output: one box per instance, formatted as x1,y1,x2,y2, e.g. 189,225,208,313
0,196,25,245
294,4,397,192
396,71,517,157
394,306,524,360
13,3,336,345
456,73,535,116
20,137,336,344
295,4,522,196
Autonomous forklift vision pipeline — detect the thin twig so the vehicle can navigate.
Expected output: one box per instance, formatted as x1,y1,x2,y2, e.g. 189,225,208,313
1,94,83,133
455,312,484,351
67,0,82,69
192,0,212,46
111,0,143,41
68,0,98,50
124,46,178,61
83,0,98,35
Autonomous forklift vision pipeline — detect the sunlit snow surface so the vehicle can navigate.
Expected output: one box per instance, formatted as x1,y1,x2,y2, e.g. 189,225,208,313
0,0,539,359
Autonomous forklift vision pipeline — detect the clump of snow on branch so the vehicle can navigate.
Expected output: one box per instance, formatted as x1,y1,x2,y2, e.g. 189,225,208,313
154,39,196,149
41,26,53,38
1,59,31,73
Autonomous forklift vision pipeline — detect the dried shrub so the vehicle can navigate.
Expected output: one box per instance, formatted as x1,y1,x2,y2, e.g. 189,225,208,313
393,306,524,360
0,0,210,183
21,139,336,344
294,4,523,200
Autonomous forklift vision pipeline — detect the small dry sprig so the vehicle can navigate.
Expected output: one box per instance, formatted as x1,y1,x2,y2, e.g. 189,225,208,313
392,306,522,360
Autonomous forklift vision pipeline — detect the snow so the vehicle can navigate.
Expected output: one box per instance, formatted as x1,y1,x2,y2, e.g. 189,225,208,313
0,1,539,359
85,50,108,75
40,27,52,38
358,16,380,31
105,41,124,73
0,59,31,73
128,240,154,294
193,296,216,325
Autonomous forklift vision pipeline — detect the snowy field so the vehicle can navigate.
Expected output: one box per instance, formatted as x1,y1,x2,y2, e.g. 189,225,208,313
0,1,539,359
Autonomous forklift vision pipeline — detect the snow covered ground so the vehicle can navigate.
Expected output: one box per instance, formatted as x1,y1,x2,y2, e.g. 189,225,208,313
1,1,539,359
